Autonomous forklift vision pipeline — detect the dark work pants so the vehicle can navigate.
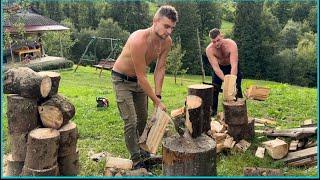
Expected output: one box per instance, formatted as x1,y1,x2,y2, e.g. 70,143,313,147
211,64,243,116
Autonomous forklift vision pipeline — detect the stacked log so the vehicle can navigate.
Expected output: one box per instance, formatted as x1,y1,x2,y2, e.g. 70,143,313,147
4,68,78,176
188,84,213,134
223,98,254,142
163,84,216,176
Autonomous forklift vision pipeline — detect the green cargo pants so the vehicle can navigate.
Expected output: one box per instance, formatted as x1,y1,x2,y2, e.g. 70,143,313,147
111,75,148,162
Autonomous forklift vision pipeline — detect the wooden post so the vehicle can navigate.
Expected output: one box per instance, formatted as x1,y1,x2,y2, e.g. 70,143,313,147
162,134,217,176
4,67,52,99
39,94,76,129
188,84,214,134
24,128,60,170
58,122,78,157
38,71,61,97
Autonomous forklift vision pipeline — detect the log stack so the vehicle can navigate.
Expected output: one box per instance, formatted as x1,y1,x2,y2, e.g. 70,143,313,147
163,84,216,176
4,68,78,176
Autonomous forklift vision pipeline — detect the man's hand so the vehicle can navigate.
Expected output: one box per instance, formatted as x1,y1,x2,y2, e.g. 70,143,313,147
154,100,166,112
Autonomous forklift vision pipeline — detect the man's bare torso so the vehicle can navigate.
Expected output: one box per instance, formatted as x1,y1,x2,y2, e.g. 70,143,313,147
210,39,233,66
113,29,170,77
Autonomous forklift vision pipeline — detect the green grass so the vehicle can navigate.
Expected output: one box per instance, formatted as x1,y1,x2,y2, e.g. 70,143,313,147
2,66,318,177
221,20,234,37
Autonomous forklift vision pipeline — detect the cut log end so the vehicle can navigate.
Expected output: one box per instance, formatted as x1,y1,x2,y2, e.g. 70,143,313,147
38,105,63,129
188,84,213,90
40,76,52,98
59,121,77,132
29,128,60,140
186,95,202,109
38,71,60,78
223,98,246,106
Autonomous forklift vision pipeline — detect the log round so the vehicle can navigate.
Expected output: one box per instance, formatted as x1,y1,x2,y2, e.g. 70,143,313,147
58,149,79,176
21,165,59,176
24,128,60,170
188,84,213,134
5,154,24,176
39,94,76,129
186,95,203,138
38,71,61,96
4,67,52,99
223,98,248,125
244,118,255,140
7,94,39,134
162,134,217,176
58,122,78,157
9,132,28,161
227,124,246,142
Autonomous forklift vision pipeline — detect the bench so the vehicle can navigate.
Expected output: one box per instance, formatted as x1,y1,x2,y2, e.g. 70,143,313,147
15,48,41,62
93,59,116,77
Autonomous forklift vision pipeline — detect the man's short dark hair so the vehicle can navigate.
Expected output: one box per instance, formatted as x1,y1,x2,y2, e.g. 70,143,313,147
155,5,178,22
209,28,221,39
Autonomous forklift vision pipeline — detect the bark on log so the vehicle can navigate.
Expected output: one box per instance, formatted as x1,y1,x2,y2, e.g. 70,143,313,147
244,118,255,140
7,94,40,134
223,98,248,125
227,124,247,142
58,122,78,157
21,164,59,176
38,71,61,96
9,132,28,161
162,134,217,176
24,128,60,170
6,154,24,176
186,95,203,138
171,107,186,136
39,94,76,129
4,67,52,99
58,149,79,176
188,84,213,134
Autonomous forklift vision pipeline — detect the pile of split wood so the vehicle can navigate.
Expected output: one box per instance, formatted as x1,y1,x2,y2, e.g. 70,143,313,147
4,67,79,176
103,156,153,177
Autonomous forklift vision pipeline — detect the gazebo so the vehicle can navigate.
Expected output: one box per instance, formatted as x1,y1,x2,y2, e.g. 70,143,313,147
4,7,69,63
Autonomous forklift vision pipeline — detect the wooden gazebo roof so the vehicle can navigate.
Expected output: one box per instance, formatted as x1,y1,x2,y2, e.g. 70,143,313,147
4,12,69,34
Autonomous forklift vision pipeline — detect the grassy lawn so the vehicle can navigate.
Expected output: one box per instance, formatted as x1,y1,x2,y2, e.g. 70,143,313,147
221,19,234,37
2,66,318,177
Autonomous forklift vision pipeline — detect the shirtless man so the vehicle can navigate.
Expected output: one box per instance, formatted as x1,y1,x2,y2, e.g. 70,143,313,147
205,28,243,117
111,5,178,169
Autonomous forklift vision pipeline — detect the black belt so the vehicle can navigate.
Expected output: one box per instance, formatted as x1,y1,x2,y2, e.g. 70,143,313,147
112,70,137,82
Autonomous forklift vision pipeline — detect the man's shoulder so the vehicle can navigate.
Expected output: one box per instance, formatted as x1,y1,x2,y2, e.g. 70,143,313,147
206,43,214,52
225,38,237,46
129,29,148,47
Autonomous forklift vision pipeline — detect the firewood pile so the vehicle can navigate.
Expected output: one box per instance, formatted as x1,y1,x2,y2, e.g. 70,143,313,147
4,67,79,176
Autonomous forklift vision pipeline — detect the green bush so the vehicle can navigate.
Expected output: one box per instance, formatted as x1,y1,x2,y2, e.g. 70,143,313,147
25,59,74,72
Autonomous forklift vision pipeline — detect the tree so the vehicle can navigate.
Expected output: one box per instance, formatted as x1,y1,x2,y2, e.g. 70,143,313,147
269,1,293,28
166,42,187,84
170,1,202,75
233,1,263,79
108,1,150,33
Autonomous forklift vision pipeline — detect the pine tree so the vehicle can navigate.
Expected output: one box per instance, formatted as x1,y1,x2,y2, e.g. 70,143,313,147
233,1,263,79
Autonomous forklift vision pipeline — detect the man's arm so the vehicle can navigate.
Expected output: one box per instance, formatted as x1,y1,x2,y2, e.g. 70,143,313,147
130,34,161,107
154,39,172,98
206,46,225,81
229,41,238,76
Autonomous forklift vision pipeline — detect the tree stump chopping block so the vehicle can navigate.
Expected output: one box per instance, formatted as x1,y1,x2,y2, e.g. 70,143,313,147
58,122,78,157
7,94,40,134
223,98,248,125
188,84,213,134
39,94,75,129
244,118,255,140
38,71,61,97
5,154,24,176
186,95,203,138
4,67,52,99
24,128,60,170
58,149,79,176
21,165,59,176
162,134,217,176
